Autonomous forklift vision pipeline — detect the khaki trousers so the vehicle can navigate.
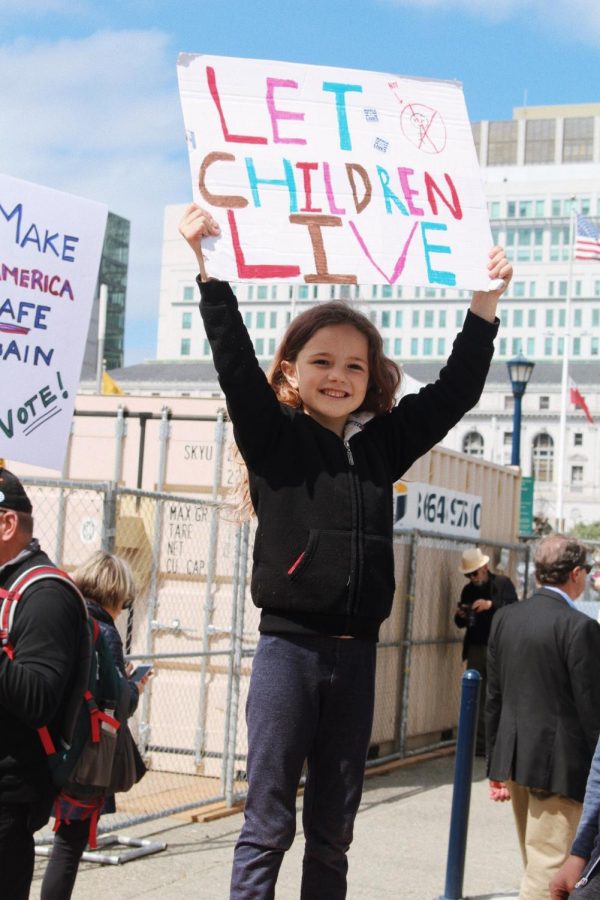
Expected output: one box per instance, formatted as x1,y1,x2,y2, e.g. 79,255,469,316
509,780,582,900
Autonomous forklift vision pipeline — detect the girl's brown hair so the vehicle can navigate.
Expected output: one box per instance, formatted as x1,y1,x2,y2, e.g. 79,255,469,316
268,301,401,414
231,301,402,519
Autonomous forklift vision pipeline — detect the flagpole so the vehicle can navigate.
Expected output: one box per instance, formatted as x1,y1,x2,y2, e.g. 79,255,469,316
555,205,576,531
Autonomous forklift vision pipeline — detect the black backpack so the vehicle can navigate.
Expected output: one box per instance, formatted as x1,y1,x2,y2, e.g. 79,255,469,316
0,564,138,846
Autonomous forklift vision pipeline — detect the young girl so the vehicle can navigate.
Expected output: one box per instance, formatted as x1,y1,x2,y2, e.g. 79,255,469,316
179,203,512,900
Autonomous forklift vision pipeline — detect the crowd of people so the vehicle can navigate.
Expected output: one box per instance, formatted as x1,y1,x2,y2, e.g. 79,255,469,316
0,204,598,900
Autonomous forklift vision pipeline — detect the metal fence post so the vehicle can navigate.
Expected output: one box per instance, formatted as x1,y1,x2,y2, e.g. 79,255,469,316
398,530,419,756
138,408,171,755
195,410,226,764
224,520,250,806
101,482,117,553
440,669,481,900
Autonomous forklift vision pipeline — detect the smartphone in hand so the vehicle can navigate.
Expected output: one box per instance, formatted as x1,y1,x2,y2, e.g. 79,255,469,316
131,664,153,683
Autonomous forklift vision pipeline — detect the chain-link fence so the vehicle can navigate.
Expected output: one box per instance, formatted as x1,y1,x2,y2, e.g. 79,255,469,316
22,473,530,837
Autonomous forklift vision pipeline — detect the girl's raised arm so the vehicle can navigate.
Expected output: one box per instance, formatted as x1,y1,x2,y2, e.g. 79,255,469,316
469,246,512,323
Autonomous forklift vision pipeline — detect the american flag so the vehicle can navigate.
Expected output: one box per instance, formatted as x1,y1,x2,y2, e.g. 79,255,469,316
575,214,600,261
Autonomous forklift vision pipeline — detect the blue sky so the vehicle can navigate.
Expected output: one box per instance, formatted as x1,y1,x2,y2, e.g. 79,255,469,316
1,0,599,366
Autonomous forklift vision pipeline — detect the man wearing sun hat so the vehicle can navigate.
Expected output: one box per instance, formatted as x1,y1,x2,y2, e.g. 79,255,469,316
0,467,84,900
454,546,518,755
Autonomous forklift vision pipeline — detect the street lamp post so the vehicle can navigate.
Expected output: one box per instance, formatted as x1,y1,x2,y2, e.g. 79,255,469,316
506,354,535,467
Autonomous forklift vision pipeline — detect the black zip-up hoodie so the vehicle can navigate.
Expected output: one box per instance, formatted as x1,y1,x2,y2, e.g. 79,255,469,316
199,279,497,641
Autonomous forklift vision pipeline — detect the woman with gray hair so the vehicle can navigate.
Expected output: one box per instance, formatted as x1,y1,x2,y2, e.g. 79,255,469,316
40,552,151,900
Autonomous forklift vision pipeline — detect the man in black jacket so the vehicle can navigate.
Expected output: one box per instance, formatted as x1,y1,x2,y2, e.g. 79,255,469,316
0,468,84,900
454,547,518,755
487,534,600,900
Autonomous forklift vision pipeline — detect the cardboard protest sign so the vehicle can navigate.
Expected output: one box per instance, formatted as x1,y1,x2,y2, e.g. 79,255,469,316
177,54,492,290
0,173,107,469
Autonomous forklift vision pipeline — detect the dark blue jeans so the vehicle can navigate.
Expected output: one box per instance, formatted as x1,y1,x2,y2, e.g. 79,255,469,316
230,633,376,900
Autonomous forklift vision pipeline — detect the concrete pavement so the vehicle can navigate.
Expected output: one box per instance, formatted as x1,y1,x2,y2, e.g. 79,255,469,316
30,754,523,899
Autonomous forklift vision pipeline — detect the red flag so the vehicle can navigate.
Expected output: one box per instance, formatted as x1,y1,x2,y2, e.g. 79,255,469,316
569,378,594,424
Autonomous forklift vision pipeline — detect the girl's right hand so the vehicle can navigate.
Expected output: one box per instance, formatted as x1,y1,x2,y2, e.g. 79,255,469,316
178,203,221,277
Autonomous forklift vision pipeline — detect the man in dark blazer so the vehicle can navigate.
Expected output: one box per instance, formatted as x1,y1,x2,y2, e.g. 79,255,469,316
487,534,600,900
454,547,518,755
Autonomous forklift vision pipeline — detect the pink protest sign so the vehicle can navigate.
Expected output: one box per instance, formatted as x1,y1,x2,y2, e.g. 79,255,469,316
177,54,492,290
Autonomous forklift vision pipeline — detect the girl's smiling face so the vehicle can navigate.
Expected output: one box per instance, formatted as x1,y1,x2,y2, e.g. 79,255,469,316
280,324,370,437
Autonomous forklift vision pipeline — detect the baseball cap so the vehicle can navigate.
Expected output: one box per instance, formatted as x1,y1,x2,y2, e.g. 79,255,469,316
0,468,32,514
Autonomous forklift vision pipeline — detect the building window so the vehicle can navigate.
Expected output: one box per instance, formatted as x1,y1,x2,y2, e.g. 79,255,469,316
487,120,518,165
383,338,390,355
503,431,513,465
524,119,556,164
558,309,566,327
410,338,418,356
571,465,584,485
499,337,507,356
544,337,552,356
424,310,434,328
511,338,522,355
573,308,582,327
423,338,433,356
462,431,484,457
394,338,402,356
563,117,594,163
526,337,535,356
573,337,581,356
271,286,278,299
203,340,210,356
513,281,526,298
395,311,403,327
257,286,268,300
382,285,392,299
268,338,276,355
591,337,599,356
181,312,192,330
489,201,501,218
439,310,446,327
381,311,390,328
513,309,523,327
574,432,583,447
298,285,309,299
504,395,514,411
412,310,420,327
255,338,264,356
545,309,554,327
528,309,536,327
437,337,446,356
455,310,464,328
500,310,509,328
532,433,554,482
244,311,252,327
180,338,191,356
371,285,378,298
256,312,265,328
539,396,550,410
183,286,195,301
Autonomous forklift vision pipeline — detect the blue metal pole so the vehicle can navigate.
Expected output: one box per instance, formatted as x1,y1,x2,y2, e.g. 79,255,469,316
440,669,481,900
511,392,522,466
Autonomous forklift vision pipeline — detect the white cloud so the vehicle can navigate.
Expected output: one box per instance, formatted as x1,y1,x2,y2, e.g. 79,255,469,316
381,0,600,43
0,29,191,363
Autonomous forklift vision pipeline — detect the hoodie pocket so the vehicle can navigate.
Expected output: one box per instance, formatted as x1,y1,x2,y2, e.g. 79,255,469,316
287,529,352,612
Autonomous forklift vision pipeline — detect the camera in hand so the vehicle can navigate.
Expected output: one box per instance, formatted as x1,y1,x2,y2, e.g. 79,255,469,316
461,602,477,628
